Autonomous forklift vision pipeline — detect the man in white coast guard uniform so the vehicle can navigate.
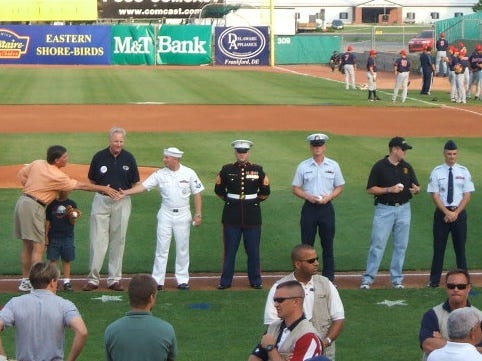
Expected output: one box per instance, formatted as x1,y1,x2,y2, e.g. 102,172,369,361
120,147,204,290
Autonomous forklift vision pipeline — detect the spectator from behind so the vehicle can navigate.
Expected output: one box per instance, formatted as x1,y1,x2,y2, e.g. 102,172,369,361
104,274,177,361
0,262,88,361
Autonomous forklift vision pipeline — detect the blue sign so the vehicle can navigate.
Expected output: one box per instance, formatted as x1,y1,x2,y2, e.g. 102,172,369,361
0,25,111,64
214,26,269,66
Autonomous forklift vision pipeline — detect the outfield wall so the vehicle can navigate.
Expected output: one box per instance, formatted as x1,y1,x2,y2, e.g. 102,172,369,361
0,25,338,65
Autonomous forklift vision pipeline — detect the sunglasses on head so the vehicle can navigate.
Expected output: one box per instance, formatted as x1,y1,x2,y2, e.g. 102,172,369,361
300,257,319,264
273,296,300,304
446,283,469,290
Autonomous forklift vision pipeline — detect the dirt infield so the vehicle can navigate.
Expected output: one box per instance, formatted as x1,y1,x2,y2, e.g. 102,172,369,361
1,64,481,291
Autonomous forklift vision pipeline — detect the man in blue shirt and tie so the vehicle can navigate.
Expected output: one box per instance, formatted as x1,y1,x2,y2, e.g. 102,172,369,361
427,140,475,288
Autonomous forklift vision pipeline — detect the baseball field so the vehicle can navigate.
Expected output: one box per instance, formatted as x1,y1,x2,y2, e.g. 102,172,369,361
0,63,482,360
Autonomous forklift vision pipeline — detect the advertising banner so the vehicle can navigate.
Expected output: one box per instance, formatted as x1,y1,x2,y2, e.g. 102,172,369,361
0,26,111,64
112,25,156,65
100,0,222,20
157,25,212,65
0,0,97,22
214,26,269,66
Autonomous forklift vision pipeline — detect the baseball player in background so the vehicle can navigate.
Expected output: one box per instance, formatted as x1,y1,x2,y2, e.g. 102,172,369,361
341,45,357,90
120,147,204,291
366,49,380,101
392,49,411,103
435,32,449,77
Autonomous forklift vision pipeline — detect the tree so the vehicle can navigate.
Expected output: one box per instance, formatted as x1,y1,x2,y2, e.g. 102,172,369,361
473,0,482,12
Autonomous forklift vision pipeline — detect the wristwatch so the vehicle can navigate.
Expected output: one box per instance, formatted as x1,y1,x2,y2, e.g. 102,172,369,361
265,344,275,352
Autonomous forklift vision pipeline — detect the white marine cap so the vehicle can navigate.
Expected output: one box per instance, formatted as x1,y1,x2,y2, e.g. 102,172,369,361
306,133,329,146
231,139,253,153
164,147,184,158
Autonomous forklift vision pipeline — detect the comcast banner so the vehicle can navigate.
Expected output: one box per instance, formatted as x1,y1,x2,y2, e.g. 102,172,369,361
112,25,156,65
0,25,111,64
100,0,222,20
0,0,97,22
157,25,212,65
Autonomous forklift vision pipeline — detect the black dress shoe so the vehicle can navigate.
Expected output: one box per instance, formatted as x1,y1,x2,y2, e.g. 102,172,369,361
217,284,231,290
177,283,190,290
426,282,439,288
157,285,164,291
251,284,263,289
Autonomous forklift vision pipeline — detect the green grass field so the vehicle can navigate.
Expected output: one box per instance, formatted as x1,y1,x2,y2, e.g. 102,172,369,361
0,66,481,361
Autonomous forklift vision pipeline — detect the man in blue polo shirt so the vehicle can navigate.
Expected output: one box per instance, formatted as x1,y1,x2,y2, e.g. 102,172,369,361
83,127,140,292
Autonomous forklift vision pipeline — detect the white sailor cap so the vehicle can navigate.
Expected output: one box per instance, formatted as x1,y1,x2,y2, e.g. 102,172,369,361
231,139,253,153
164,147,184,158
306,133,329,146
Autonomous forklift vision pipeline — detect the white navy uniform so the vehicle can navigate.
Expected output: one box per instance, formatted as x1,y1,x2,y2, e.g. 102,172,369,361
142,164,204,286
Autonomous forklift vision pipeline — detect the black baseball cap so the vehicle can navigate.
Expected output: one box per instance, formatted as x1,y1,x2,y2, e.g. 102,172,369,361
389,136,412,150
444,140,458,150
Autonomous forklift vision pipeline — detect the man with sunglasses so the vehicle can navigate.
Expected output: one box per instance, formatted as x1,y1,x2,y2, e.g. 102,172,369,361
292,133,345,284
215,140,270,290
264,245,344,361
427,140,474,288
420,269,482,360
361,136,420,289
249,280,323,361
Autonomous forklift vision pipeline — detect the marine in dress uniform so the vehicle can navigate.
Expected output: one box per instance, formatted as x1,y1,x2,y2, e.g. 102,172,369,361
427,140,475,288
292,134,345,283
215,140,270,289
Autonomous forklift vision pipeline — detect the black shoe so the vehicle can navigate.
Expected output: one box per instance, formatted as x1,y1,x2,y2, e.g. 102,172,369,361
426,282,439,288
157,285,164,291
63,282,73,292
217,284,231,290
251,284,263,289
177,283,190,290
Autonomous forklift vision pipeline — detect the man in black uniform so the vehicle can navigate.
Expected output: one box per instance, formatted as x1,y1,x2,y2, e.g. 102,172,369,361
420,46,436,95
214,140,270,289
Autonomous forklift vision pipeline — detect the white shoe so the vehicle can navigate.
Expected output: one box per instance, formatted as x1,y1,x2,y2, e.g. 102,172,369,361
360,283,371,290
19,279,32,292
393,283,405,289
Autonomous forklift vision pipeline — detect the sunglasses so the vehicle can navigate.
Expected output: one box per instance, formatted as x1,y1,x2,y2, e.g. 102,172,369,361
300,257,319,264
273,297,300,304
446,283,469,290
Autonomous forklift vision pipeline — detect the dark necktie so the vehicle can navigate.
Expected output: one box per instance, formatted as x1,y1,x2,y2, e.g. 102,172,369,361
447,167,454,204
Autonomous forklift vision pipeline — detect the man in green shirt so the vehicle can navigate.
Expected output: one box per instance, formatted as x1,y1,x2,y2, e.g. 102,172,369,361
104,274,177,361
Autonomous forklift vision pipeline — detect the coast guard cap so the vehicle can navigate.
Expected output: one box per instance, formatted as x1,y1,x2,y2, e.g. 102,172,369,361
444,140,458,150
164,147,184,158
307,133,329,146
232,140,253,153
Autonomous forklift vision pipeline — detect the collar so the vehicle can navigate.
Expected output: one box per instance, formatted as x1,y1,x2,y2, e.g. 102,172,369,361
442,299,471,312
280,315,306,332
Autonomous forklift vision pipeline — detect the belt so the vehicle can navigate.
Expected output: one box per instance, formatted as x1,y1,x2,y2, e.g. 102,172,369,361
227,193,257,200
446,206,458,211
377,201,408,207
24,193,47,207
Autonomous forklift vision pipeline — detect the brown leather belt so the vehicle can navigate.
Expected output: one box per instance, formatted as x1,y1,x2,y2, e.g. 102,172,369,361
24,193,47,207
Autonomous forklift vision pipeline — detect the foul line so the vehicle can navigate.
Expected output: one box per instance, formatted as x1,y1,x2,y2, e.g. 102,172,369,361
275,65,482,116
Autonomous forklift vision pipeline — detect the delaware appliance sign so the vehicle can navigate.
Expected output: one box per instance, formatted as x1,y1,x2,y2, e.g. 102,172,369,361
215,26,269,66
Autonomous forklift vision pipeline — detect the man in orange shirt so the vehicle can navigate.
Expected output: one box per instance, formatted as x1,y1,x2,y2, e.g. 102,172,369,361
15,145,118,292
